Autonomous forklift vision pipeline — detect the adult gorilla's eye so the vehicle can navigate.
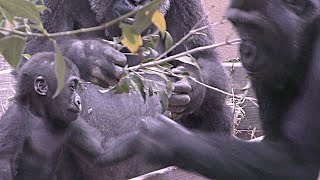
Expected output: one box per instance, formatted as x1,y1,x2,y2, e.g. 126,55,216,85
283,0,306,14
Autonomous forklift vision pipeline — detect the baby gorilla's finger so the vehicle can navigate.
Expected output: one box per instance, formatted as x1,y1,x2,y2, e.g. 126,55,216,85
173,79,192,94
169,94,190,106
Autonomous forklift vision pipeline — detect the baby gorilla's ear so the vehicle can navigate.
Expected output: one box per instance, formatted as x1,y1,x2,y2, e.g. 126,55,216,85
34,76,48,96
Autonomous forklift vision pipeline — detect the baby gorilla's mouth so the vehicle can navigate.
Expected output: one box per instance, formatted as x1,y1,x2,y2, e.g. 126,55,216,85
68,106,81,114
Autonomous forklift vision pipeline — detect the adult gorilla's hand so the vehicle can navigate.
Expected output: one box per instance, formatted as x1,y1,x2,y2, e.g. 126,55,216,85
63,39,127,88
169,64,206,120
139,114,193,166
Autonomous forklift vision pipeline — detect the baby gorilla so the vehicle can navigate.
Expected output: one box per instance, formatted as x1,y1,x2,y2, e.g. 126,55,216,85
0,52,138,180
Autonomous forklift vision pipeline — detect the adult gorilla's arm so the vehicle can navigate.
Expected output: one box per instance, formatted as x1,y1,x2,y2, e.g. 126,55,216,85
166,0,231,132
139,36,320,179
139,114,319,179
69,119,138,167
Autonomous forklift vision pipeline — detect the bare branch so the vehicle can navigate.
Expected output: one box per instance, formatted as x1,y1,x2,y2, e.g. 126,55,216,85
0,0,161,38
127,39,241,72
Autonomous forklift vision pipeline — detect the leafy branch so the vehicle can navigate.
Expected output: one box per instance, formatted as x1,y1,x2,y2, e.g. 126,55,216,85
0,0,254,114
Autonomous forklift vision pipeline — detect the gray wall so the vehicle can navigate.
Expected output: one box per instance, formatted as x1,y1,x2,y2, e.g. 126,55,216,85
203,0,239,61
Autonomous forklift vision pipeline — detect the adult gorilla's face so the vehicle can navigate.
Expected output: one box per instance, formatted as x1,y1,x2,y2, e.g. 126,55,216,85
89,0,171,37
226,0,320,80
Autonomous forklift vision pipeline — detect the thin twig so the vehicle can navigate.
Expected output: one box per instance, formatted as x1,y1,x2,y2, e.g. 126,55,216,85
155,26,209,61
127,39,241,71
136,65,258,104
0,0,161,38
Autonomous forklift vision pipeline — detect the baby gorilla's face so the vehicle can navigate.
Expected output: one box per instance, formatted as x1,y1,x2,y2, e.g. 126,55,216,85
48,76,82,126
33,72,82,127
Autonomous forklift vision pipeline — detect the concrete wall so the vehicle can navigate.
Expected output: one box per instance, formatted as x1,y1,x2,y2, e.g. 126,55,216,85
203,0,239,61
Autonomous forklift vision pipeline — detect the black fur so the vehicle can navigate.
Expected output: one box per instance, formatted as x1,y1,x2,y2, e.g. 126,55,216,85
22,0,231,179
0,53,138,180
137,0,320,179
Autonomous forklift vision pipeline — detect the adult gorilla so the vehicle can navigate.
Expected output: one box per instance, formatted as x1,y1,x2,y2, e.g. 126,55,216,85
137,0,320,179
22,0,232,179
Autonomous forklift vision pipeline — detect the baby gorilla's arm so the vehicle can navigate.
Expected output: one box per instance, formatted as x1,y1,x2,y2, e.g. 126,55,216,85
69,119,138,167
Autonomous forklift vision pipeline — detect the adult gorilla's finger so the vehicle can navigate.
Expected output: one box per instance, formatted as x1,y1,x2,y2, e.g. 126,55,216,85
102,45,127,67
168,106,186,114
114,65,125,79
171,113,183,120
169,94,190,106
89,77,110,88
173,79,192,94
91,67,118,87
171,67,183,74
95,58,124,79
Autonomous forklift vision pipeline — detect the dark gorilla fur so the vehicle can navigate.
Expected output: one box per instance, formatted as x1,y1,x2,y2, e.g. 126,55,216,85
136,0,320,179
0,53,138,180
21,0,232,179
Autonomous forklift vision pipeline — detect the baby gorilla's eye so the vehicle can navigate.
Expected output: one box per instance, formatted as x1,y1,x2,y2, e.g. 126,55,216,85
70,81,78,91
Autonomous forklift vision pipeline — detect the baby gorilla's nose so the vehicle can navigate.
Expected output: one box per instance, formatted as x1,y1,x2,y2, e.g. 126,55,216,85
74,95,82,111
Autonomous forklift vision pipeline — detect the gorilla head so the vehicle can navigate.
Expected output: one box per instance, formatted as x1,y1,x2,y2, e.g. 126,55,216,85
16,53,82,126
226,0,320,138
226,0,320,83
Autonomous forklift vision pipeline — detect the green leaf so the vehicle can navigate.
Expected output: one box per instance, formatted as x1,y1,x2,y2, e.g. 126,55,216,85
0,7,13,23
35,5,48,14
52,41,66,99
0,35,26,69
142,67,173,97
112,77,131,94
151,10,166,36
141,58,154,64
131,75,147,102
148,84,154,97
164,31,174,51
131,0,161,34
175,55,200,70
159,90,168,113
160,62,174,70
22,53,31,60
120,23,143,53
0,0,42,24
